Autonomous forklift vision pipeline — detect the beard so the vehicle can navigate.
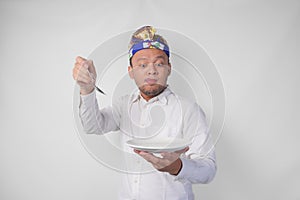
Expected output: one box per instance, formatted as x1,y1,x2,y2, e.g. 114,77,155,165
139,84,166,98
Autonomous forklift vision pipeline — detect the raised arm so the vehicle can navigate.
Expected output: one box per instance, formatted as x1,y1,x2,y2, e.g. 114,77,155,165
73,56,120,134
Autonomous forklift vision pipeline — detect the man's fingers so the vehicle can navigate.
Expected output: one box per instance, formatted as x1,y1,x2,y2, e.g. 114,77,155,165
175,146,189,154
86,59,93,66
87,60,97,74
76,73,92,84
76,56,87,64
74,57,97,79
73,67,93,85
136,150,163,164
134,149,141,154
73,64,88,81
160,147,189,159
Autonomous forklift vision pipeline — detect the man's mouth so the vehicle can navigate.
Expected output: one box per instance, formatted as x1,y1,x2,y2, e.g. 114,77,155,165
145,78,158,85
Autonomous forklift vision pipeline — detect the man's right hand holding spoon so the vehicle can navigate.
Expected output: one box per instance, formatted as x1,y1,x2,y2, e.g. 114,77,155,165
72,56,98,95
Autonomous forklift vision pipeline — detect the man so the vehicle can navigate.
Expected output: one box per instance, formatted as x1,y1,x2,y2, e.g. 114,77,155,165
73,26,216,200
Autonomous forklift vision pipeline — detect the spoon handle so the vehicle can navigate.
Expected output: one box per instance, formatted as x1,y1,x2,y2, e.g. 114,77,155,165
94,85,106,95
85,66,106,95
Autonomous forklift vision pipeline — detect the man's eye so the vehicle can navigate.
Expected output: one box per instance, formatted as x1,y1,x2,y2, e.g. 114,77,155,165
139,64,147,68
155,63,163,67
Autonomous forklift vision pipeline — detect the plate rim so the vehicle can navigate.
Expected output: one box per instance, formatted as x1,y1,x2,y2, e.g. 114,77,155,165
126,137,191,152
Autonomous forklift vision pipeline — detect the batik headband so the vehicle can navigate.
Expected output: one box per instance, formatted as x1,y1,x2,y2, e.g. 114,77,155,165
128,39,170,59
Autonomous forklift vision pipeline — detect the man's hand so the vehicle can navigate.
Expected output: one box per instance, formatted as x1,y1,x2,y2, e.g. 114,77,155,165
134,147,189,175
72,56,97,95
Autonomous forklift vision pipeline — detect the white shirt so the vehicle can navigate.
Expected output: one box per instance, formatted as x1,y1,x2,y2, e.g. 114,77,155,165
79,87,216,200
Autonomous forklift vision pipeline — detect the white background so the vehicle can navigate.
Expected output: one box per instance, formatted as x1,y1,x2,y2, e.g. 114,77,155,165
1,0,299,199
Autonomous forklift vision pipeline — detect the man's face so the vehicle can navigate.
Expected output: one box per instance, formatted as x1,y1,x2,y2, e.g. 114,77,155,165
128,48,171,99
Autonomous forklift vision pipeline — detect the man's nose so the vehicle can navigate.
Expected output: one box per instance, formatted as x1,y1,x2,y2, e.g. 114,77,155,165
147,64,158,75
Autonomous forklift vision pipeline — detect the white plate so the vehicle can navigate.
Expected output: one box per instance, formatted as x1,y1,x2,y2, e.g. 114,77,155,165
126,137,191,153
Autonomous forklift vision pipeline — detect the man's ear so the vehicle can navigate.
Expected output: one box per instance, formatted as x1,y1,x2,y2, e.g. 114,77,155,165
128,66,134,79
167,63,171,76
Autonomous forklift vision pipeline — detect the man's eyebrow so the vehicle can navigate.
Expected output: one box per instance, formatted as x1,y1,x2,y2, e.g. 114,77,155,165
136,55,166,62
136,57,148,62
136,55,167,62
154,55,167,60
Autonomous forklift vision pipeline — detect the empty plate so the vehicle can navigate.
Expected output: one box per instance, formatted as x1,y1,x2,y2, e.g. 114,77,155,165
126,137,191,153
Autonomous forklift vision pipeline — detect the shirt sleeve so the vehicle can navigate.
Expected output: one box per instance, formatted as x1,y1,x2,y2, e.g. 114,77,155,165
79,91,121,134
174,102,217,184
